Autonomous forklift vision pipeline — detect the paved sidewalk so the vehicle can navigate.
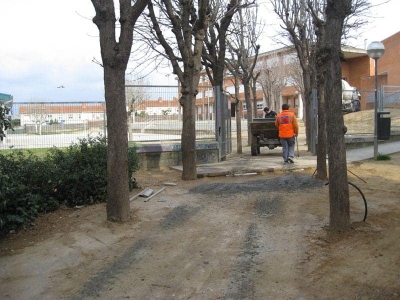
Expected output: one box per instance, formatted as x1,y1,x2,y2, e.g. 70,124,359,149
346,140,400,162
172,140,400,177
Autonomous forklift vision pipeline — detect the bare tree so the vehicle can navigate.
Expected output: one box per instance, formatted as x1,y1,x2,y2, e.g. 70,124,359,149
225,49,244,153
200,0,256,154
125,77,150,140
322,0,353,232
272,0,376,231
202,0,245,88
271,0,317,153
146,0,210,180
90,0,149,222
250,71,260,118
256,51,297,113
304,0,329,180
26,104,49,135
272,0,376,181
226,5,261,145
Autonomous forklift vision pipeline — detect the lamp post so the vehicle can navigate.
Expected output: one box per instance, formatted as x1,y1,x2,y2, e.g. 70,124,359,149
366,41,385,160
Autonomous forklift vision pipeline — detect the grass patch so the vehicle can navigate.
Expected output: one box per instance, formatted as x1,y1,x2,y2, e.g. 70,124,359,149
377,153,391,160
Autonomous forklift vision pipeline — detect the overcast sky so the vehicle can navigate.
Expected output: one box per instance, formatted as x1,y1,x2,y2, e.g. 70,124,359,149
0,0,397,103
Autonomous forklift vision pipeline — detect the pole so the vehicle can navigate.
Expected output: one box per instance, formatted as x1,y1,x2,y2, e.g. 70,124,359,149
207,96,210,120
373,58,379,160
202,96,205,121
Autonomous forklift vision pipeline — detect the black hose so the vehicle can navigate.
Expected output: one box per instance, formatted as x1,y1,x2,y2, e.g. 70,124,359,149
348,181,368,222
324,181,368,222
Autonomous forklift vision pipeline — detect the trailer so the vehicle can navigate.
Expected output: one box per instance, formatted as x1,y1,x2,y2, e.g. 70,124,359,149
250,118,281,156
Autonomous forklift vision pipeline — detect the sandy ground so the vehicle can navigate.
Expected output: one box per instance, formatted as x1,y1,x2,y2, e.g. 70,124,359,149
1,110,400,299
1,149,400,299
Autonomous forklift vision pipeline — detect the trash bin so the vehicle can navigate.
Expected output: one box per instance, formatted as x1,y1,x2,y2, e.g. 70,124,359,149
377,112,391,140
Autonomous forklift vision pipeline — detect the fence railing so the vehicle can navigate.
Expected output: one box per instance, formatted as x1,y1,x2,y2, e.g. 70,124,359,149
1,98,217,150
2,85,399,150
343,87,400,135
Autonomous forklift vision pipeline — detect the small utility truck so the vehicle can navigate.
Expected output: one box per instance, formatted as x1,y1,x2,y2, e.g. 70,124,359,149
250,117,281,156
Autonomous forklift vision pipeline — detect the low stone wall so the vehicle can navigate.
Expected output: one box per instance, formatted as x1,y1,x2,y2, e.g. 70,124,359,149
136,141,219,171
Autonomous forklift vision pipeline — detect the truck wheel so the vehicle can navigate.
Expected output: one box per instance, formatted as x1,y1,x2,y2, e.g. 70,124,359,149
251,135,258,156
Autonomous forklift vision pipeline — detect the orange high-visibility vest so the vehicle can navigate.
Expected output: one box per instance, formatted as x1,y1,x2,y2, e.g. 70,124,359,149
275,110,299,138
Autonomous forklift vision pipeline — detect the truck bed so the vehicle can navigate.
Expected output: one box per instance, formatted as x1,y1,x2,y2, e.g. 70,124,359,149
250,118,279,138
250,118,281,155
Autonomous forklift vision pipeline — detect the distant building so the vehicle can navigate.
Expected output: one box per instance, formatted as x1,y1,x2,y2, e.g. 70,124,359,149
19,103,105,126
197,31,400,120
137,97,181,116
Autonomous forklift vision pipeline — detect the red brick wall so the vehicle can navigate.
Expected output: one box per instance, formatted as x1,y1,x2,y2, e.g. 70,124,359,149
380,31,400,85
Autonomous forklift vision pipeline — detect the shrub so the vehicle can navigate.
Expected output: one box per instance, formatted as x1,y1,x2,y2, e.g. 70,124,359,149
377,153,391,161
0,135,140,236
47,135,140,206
0,151,57,235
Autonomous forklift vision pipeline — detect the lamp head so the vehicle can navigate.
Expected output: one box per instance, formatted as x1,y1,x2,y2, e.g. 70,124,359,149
367,41,385,59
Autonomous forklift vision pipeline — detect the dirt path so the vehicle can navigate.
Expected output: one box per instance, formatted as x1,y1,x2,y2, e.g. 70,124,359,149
1,152,400,299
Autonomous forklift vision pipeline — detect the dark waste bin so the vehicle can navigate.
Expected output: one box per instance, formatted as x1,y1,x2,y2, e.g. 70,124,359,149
377,111,391,140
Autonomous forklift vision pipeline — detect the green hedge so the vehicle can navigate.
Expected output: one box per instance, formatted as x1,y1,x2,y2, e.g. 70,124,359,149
0,135,140,236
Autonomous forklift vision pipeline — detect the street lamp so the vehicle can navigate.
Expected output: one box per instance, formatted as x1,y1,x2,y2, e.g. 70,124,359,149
366,41,385,160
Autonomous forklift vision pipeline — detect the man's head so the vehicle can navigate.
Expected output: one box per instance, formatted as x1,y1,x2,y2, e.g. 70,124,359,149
263,107,269,113
282,103,290,110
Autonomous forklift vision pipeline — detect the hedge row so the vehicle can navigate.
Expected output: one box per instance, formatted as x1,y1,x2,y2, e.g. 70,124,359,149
0,135,140,236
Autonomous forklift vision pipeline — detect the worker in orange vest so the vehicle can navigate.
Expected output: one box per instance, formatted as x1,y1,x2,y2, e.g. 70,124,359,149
275,103,299,164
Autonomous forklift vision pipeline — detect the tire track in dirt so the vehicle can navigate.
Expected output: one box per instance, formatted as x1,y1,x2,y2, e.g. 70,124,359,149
70,239,147,300
70,204,202,299
70,175,322,299
223,194,284,299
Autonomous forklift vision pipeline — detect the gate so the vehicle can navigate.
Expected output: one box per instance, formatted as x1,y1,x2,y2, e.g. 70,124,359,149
214,86,232,160
125,84,232,160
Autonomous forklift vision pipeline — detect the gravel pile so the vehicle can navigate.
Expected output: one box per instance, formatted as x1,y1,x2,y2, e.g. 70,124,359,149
189,174,324,195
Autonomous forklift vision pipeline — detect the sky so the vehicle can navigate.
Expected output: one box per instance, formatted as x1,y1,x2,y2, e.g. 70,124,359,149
0,0,398,103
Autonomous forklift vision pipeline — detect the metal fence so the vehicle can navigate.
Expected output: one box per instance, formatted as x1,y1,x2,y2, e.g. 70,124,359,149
1,85,221,150
382,85,400,110
343,87,400,135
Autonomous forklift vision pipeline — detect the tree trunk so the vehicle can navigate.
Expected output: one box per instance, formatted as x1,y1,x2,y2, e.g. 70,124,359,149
104,67,130,222
315,83,327,180
302,70,312,151
315,15,328,180
235,77,242,154
324,0,351,232
91,0,148,222
242,77,253,146
180,92,197,180
147,0,208,181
